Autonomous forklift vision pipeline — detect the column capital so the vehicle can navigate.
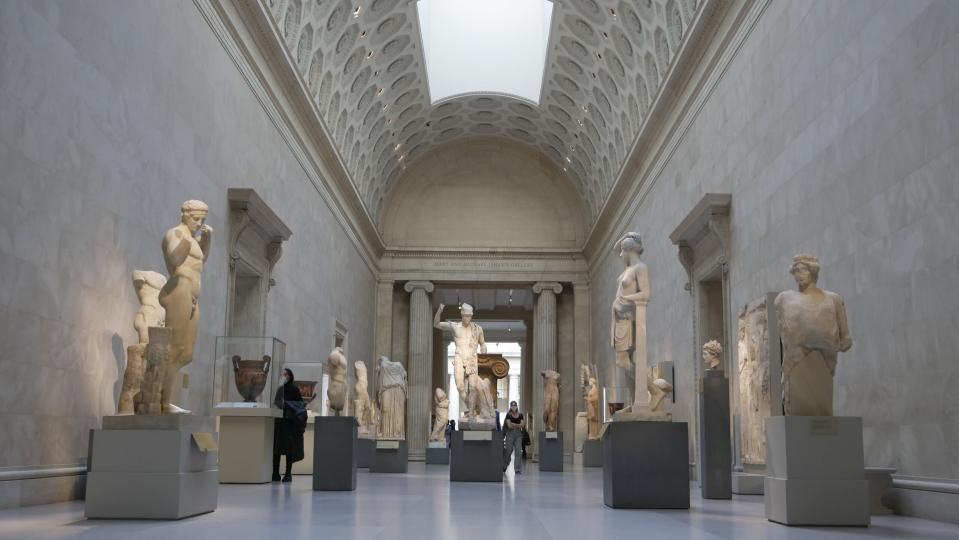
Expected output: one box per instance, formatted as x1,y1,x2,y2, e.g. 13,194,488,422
403,280,434,293
377,278,395,286
532,281,563,295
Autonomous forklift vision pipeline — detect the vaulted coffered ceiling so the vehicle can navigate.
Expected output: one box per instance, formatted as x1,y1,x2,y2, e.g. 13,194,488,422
266,0,702,223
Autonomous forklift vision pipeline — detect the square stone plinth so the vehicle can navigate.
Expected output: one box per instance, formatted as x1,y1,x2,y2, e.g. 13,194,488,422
370,440,408,473
312,416,357,491
426,442,450,465
538,432,564,472
356,437,375,468
603,421,689,509
450,430,504,482
764,416,870,526
699,370,731,499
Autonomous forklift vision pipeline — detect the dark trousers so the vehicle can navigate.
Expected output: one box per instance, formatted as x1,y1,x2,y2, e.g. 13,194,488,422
273,454,293,476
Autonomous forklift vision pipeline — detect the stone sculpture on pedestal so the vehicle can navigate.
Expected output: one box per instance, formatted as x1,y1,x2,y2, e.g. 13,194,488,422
430,388,450,442
608,232,667,421
354,361,375,437
158,199,212,413
541,370,561,432
703,340,723,370
326,347,348,415
775,254,852,416
118,270,167,414
434,303,495,427
647,369,673,414
377,356,407,440
586,375,600,439
738,298,771,465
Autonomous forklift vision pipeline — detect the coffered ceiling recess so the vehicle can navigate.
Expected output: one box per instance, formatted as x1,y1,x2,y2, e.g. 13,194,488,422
267,0,702,223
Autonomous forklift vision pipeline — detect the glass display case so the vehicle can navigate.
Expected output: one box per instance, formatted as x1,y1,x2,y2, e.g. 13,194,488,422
285,361,325,415
213,336,286,408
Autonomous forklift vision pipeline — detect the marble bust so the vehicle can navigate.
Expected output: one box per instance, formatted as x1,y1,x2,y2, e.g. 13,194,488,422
430,388,450,442
775,254,852,416
158,199,212,413
703,340,723,370
541,370,561,432
434,302,494,425
326,347,348,415
377,356,407,439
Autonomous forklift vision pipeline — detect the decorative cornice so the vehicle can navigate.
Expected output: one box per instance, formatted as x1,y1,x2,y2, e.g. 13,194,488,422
195,0,384,273
584,0,769,269
383,247,585,261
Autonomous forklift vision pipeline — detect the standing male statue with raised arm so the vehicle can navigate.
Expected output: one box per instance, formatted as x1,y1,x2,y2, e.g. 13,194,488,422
434,303,495,427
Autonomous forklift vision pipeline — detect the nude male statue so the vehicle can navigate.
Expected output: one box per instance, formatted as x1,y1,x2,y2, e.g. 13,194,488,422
433,302,493,423
158,200,212,413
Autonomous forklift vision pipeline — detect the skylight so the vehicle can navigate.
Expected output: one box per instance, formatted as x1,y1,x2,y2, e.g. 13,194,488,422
416,0,554,104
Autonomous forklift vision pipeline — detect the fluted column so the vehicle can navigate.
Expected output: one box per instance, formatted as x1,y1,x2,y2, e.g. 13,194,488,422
404,280,433,461
508,374,521,408
532,282,563,440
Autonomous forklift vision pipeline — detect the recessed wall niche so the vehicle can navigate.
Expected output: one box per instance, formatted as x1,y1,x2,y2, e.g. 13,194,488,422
226,189,292,337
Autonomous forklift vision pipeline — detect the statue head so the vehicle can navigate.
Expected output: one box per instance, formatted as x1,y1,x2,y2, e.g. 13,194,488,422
434,387,447,401
616,232,644,263
378,355,390,368
789,254,820,290
459,303,474,325
180,199,209,233
702,340,723,369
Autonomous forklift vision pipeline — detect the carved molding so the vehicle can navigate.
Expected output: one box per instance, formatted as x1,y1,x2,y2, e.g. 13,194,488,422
669,192,732,290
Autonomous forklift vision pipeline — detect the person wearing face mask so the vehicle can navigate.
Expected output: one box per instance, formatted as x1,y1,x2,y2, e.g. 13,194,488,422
272,368,306,482
502,401,526,474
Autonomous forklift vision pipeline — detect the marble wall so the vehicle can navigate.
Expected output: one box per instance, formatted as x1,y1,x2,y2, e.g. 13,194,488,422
0,0,374,507
591,0,959,488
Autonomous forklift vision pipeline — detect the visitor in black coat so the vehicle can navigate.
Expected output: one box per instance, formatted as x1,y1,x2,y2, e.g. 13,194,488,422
272,368,307,482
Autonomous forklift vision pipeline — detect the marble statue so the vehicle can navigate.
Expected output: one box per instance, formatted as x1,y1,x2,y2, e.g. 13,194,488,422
647,369,673,414
118,270,167,414
541,370,561,432
158,200,212,413
738,297,771,465
434,303,495,426
135,326,172,414
703,340,723,370
608,232,666,421
376,356,406,439
430,388,450,442
775,254,852,416
326,347,348,415
586,375,600,439
354,361,374,437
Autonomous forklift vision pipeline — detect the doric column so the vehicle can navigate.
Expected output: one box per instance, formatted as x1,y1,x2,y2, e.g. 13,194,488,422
403,280,433,461
532,282,563,437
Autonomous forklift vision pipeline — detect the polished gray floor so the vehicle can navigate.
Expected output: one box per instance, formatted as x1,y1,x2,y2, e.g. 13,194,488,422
1,462,957,540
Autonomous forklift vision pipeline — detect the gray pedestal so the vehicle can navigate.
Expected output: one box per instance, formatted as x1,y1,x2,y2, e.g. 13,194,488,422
699,370,731,499
733,471,765,494
603,421,689,509
356,437,374,468
764,416,870,526
583,439,603,467
312,416,357,491
450,430,504,482
86,415,218,519
370,440,408,473
538,432,564,472
426,443,450,464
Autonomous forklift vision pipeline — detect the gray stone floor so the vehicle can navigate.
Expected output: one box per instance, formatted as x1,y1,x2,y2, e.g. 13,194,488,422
0,462,956,539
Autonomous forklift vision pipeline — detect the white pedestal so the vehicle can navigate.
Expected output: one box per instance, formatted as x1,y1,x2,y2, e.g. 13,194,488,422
764,416,870,526
85,415,218,519
574,412,587,452
733,472,765,494
292,414,316,475
214,406,282,484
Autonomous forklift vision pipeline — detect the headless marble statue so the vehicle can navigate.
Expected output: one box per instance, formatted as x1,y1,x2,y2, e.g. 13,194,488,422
377,356,407,440
542,370,561,432
430,388,450,442
326,347,348,415
119,270,167,414
354,361,374,437
775,254,852,416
